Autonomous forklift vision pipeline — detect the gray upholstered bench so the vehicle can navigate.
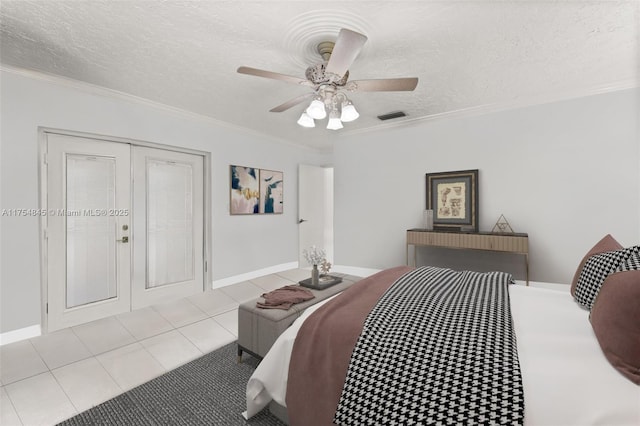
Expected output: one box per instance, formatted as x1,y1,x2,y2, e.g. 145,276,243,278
237,274,360,361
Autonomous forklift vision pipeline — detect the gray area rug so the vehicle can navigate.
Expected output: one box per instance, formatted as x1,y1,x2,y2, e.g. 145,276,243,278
58,342,285,426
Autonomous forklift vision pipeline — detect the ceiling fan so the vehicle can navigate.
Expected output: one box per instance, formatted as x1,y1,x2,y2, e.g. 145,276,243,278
237,28,418,129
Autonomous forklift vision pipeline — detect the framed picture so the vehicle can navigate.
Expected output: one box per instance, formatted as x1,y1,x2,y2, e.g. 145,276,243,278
230,165,259,214
259,169,283,214
230,165,284,215
426,169,478,232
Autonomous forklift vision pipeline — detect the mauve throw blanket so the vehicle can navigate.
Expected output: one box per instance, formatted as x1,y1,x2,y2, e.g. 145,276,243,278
285,266,413,426
256,285,315,310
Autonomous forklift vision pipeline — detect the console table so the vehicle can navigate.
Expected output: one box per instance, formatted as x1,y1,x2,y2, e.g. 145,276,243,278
406,229,529,284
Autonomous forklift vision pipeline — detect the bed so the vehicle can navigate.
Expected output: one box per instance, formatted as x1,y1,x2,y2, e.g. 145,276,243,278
245,259,639,425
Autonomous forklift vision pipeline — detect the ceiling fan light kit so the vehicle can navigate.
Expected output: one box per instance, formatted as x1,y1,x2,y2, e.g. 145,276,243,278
300,89,358,130
237,28,418,131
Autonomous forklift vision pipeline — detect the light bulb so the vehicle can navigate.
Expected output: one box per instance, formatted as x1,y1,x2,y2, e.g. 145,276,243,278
340,101,359,122
297,112,315,128
306,98,327,119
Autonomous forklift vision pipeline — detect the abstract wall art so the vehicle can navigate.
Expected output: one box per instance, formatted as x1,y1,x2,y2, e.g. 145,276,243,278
259,169,283,214
230,165,259,215
230,165,283,215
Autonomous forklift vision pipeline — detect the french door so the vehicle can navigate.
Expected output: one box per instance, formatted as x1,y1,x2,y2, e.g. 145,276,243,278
45,132,205,331
131,146,203,309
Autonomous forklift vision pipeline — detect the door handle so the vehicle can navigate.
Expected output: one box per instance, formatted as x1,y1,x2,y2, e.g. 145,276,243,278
298,219,307,224
117,236,129,243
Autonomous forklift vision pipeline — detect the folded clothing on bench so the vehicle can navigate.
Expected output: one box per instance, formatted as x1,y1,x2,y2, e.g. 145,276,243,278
257,285,315,310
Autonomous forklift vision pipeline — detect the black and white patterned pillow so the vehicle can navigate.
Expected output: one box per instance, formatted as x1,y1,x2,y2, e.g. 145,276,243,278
617,246,640,271
574,246,639,310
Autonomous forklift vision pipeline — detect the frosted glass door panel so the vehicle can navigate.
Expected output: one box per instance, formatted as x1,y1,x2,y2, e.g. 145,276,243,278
66,155,118,308
146,160,194,288
47,133,131,332
132,146,203,308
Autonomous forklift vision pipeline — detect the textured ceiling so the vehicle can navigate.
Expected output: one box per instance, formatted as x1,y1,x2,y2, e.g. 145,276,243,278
1,1,638,150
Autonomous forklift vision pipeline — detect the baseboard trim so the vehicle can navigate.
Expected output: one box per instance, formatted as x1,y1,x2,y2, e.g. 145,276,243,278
212,262,299,289
0,324,41,346
332,265,382,278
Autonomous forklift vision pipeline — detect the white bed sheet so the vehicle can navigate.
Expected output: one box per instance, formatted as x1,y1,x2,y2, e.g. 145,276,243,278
246,286,640,425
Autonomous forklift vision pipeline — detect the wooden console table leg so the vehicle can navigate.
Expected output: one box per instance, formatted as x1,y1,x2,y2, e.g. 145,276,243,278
406,243,409,266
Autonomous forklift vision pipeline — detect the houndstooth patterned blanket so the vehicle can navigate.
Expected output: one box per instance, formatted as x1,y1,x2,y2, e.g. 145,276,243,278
333,266,525,426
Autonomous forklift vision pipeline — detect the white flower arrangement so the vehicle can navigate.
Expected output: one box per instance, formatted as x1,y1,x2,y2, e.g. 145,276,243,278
303,245,326,266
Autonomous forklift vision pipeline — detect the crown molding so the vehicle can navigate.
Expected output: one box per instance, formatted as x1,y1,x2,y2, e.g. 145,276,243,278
342,79,640,137
0,64,324,153
3,64,635,150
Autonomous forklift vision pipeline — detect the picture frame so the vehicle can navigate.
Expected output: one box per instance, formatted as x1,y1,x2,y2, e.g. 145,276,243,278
230,165,283,215
426,169,478,232
230,165,260,215
259,169,283,214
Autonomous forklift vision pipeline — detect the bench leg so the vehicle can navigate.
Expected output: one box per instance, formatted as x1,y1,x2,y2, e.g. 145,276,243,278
237,345,243,363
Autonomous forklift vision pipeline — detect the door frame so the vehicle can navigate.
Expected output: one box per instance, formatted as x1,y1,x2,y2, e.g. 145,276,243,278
38,127,212,334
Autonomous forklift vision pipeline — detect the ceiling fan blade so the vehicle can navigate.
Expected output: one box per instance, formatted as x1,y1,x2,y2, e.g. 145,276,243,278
237,66,313,87
269,93,315,112
324,29,368,78
349,77,419,92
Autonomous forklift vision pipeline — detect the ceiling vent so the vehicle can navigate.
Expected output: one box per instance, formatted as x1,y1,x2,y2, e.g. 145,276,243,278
377,111,407,121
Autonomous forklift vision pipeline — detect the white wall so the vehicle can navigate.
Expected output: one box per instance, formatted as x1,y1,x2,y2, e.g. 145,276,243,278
2,68,638,335
333,88,640,284
0,69,328,333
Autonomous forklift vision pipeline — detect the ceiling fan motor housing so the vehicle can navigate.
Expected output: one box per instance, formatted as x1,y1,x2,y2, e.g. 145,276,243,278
305,62,349,86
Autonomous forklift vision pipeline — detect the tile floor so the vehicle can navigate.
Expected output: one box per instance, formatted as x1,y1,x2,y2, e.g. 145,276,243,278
0,268,314,426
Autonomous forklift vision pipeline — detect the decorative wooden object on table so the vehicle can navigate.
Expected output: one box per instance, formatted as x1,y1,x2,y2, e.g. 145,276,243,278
406,229,530,285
